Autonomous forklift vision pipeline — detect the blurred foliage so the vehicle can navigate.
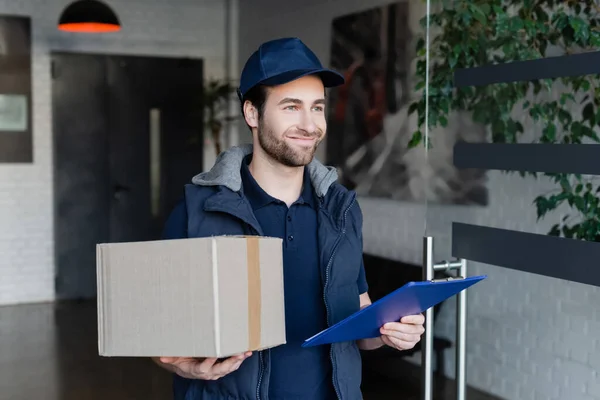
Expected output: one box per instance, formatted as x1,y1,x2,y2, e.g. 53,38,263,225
194,78,239,156
409,0,600,241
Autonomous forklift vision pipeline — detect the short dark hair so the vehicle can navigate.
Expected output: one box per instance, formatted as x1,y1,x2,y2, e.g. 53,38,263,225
239,85,269,131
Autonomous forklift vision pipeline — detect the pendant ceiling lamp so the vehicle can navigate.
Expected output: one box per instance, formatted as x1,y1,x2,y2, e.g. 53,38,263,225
58,0,121,33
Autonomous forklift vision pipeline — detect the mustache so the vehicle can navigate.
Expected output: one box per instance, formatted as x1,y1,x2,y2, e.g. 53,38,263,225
287,129,324,138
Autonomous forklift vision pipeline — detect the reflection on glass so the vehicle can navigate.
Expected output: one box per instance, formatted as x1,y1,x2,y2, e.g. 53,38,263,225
415,0,600,242
150,108,161,218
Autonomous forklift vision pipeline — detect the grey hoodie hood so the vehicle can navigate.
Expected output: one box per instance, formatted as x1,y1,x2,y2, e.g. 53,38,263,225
191,144,339,198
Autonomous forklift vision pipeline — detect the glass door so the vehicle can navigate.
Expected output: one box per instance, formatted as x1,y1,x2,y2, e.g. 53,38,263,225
418,1,600,399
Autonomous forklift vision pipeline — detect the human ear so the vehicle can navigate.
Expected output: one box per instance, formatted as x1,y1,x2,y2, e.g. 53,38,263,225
243,101,259,129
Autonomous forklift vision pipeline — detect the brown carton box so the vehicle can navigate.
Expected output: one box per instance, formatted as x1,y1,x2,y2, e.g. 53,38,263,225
96,236,286,358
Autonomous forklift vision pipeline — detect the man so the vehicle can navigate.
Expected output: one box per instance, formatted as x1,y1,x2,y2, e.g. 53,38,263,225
153,37,425,400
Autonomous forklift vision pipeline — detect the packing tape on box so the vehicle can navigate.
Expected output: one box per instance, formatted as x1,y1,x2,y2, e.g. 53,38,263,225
246,237,261,350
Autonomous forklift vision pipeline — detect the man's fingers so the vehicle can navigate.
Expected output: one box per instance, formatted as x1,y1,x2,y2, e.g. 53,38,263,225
212,356,242,375
160,357,205,366
381,330,421,343
191,357,217,376
400,314,425,325
161,353,252,380
382,322,425,335
382,334,416,350
233,359,244,371
159,357,178,364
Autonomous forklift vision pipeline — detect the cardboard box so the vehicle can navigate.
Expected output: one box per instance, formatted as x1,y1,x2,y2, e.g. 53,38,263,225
96,236,286,358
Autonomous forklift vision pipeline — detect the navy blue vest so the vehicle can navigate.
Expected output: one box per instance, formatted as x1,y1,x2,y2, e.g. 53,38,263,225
175,179,364,400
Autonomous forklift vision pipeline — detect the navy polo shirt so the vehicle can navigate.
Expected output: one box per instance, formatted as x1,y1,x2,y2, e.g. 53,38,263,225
240,156,368,400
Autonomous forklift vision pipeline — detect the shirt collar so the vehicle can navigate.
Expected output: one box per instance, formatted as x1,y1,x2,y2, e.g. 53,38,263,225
241,154,316,211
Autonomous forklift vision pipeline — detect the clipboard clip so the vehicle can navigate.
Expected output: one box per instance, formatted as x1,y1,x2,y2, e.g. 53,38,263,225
430,276,465,282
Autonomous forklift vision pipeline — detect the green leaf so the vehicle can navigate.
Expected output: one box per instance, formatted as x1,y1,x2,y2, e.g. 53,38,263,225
408,131,422,148
595,109,600,125
582,80,591,91
558,109,572,127
449,54,458,68
554,13,569,31
560,93,575,105
559,175,571,192
549,224,561,236
563,224,576,239
439,97,450,114
542,124,557,142
534,7,549,23
590,30,600,46
574,196,585,212
583,102,595,126
469,4,487,25
514,18,525,32
516,122,524,133
534,196,550,219
460,10,473,25
408,102,419,115
581,126,600,142
571,121,583,139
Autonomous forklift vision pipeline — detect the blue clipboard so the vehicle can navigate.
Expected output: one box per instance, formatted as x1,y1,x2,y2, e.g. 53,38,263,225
302,275,487,347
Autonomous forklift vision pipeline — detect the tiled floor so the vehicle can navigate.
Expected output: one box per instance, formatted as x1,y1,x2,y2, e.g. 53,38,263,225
0,300,501,400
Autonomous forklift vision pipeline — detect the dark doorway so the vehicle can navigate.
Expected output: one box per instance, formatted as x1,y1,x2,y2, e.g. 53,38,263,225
52,52,204,300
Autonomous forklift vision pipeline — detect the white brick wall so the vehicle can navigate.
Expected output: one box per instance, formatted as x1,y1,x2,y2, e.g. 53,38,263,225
0,0,231,305
239,0,600,399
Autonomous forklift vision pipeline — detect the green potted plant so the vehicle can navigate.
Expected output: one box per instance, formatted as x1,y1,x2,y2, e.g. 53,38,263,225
409,0,600,241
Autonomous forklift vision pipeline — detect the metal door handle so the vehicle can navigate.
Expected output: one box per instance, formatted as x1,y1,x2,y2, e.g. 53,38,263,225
422,236,468,400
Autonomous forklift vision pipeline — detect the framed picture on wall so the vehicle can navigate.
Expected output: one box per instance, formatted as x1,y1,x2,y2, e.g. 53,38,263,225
326,2,488,206
0,15,33,163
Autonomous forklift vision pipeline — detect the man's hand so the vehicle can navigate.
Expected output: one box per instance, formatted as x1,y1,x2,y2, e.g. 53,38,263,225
380,314,425,351
157,352,252,380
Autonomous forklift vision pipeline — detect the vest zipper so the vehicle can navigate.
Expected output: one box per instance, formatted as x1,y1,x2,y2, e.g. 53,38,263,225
256,350,264,400
323,196,356,400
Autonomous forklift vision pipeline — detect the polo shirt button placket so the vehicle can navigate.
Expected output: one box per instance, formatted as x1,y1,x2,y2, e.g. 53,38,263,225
286,210,296,249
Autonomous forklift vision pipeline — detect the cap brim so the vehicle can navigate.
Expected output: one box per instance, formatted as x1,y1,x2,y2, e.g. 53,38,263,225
260,68,345,89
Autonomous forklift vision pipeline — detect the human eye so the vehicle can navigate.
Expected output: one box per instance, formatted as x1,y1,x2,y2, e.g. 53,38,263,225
312,105,324,112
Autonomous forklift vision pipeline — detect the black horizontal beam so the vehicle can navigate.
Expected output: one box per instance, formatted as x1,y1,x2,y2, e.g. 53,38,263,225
452,223,600,288
453,142,600,175
454,51,600,88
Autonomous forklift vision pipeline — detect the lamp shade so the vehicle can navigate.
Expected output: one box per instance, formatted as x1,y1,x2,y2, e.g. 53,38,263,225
58,0,121,33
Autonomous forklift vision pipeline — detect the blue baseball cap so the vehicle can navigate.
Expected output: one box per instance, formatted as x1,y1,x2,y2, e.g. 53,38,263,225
237,37,345,100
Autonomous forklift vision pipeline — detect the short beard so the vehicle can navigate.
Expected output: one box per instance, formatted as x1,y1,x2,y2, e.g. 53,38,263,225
257,119,322,167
